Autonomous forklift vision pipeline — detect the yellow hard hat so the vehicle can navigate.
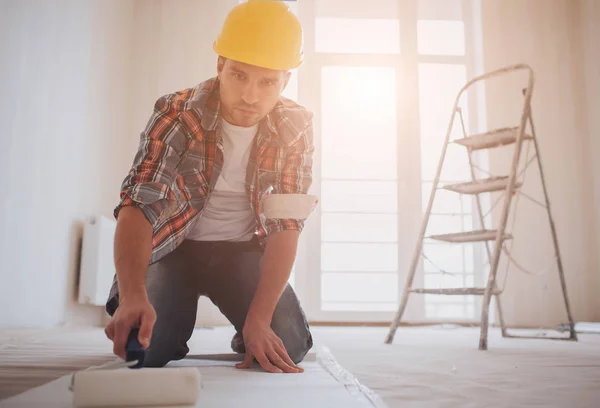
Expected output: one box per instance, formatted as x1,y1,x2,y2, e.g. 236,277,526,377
213,0,304,71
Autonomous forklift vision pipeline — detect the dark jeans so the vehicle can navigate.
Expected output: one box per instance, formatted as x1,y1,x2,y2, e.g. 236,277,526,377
109,238,313,368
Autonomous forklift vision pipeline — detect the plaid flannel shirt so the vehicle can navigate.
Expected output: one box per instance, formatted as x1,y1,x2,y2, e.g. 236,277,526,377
105,77,314,313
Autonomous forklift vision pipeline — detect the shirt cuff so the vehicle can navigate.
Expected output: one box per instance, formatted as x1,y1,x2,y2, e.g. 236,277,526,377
265,218,305,235
113,187,174,228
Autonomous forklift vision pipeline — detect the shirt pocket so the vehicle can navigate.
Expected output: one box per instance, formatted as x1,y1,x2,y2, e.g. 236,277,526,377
176,139,210,198
257,145,288,193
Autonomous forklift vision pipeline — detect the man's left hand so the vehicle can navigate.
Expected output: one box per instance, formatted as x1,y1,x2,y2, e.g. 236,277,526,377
235,319,304,374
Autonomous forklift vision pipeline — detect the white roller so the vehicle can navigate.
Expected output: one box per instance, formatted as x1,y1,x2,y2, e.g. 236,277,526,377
261,194,318,219
72,367,201,407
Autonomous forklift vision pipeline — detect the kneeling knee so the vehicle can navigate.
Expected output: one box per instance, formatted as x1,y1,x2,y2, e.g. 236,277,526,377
141,342,189,368
284,332,313,364
289,348,309,364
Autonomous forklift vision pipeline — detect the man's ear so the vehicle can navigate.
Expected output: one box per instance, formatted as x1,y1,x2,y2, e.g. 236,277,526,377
282,71,292,91
217,56,226,79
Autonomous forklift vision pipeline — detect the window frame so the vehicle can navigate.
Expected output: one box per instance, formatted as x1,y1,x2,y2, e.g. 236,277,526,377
292,0,487,323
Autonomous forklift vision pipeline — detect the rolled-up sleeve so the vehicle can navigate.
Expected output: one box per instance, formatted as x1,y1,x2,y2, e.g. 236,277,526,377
265,120,315,235
114,95,189,228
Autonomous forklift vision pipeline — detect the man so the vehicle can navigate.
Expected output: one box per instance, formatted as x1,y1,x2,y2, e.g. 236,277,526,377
103,1,317,374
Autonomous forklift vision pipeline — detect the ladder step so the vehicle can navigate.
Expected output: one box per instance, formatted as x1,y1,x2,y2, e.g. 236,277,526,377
410,287,501,296
428,229,512,243
443,176,522,194
453,127,532,151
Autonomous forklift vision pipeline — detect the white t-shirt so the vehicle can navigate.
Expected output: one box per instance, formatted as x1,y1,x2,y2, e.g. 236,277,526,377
186,119,258,242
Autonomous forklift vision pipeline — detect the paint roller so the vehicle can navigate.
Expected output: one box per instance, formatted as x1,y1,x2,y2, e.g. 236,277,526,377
70,328,201,407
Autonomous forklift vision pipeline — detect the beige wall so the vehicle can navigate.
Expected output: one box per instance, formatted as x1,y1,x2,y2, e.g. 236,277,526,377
579,0,600,317
481,0,600,327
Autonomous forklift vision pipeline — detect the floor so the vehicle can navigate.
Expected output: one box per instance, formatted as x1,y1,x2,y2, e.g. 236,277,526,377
1,324,599,407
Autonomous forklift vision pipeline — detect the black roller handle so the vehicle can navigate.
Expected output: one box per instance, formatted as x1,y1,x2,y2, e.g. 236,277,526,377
125,328,146,369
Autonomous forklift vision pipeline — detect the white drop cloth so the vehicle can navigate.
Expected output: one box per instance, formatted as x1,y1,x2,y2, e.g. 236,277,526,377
0,325,599,407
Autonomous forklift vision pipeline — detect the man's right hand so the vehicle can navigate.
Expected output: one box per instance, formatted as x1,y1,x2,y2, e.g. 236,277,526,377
104,295,157,360
108,206,155,360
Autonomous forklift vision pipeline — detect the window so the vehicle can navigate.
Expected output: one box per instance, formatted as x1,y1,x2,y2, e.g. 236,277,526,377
418,21,465,56
315,19,400,54
417,0,478,321
245,0,485,323
320,66,399,311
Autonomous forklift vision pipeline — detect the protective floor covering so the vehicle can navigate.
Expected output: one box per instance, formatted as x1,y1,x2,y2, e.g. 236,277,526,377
1,325,599,407
0,352,379,408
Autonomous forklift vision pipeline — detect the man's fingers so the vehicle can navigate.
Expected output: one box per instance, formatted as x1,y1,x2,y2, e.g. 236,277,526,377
235,353,254,369
254,351,283,373
275,344,303,373
266,349,299,373
138,313,155,348
104,323,114,341
270,333,301,372
112,322,129,360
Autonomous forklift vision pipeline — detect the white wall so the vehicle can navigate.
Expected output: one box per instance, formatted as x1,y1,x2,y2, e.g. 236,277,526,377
0,0,137,328
128,0,237,133
0,0,237,329
480,0,600,327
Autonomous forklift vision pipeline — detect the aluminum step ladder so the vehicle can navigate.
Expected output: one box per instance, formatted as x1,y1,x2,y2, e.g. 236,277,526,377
385,64,577,350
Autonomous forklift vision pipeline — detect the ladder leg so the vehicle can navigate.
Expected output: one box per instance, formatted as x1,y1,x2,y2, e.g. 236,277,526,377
385,281,412,344
479,134,521,350
479,254,500,350
480,80,532,350
386,219,425,344
459,112,509,340
494,293,508,337
386,214,429,344
528,113,578,341
387,108,459,344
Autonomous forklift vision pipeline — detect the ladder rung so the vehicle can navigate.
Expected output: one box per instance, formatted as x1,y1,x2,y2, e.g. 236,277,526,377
443,176,522,194
453,127,533,151
428,229,512,243
410,287,501,296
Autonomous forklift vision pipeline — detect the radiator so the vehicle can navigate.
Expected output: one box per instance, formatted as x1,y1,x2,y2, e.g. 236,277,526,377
78,215,117,306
